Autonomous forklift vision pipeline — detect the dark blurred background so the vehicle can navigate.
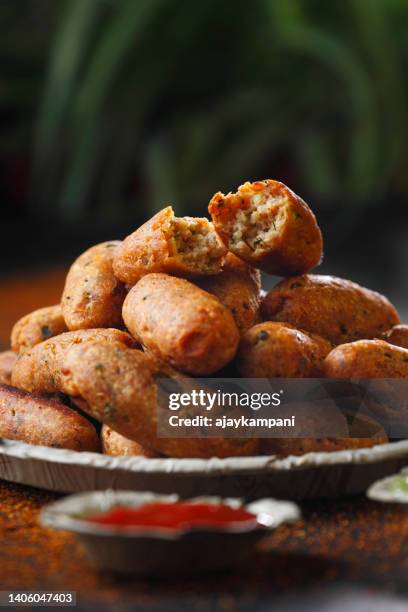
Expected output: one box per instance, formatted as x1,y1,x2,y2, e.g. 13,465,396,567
0,0,407,343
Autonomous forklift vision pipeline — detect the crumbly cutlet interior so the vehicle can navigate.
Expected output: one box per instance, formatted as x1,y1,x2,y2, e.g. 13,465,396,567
229,190,288,253
167,217,225,271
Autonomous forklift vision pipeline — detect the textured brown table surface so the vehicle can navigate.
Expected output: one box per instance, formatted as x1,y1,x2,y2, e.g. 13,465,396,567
1,480,408,611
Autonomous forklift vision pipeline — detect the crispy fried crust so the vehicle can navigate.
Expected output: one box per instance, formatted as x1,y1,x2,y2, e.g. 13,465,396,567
11,329,134,395
0,383,100,451
382,325,408,350
197,253,261,334
63,341,258,458
261,274,400,345
11,305,67,352
0,351,17,385
237,322,332,378
122,273,239,375
113,207,227,286
323,339,408,378
101,425,161,457
208,179,323,275
260,401,388,456
62,241,127,330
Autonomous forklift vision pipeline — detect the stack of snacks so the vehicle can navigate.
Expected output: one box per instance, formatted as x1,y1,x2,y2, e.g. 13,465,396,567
0,179,404,458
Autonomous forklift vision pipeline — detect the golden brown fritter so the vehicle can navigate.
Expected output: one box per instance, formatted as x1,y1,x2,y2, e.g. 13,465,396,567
62,241,127,330
208,179,323,275
11,305,67,352
323,339,408,378
237,322,332,378
101,425,161,458
122,273,240,375
0,351,17,385
382,324,408,350
259,402,388,456
0,383,100,452
197,253,261,334
261,274,400,345
113,207,227,286
63,341,259,458
11,328,134,395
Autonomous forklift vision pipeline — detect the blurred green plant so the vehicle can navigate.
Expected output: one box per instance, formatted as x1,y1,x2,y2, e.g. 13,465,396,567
10,0,408,221
0,0,58,155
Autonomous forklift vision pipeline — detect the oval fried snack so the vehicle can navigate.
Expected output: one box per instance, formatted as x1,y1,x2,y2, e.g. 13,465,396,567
323,339,408,378
237,322,332,378
0,383,100,452
62,241,127,330
262,274,400,345
63,341,258,458
382,324,408,350
113,207,227,286
260,403,387,457
324,340,408,431
11,304,67,352
0,351,17,385
208,179,323,275
122,273,239,375
11,328,134,395
197,253,261,334
101,425,161,457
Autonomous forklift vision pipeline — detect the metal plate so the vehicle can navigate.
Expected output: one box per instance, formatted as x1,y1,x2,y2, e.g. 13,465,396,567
1,438,408,500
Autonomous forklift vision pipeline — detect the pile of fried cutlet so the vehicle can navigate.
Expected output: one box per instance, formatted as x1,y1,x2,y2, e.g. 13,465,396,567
0,179,407,458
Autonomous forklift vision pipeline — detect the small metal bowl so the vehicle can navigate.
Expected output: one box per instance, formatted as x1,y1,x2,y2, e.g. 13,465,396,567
40,490,300,575
367,467,408,504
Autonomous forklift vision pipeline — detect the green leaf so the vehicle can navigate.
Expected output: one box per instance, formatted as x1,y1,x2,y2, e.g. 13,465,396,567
59,0,166,219
34,0,102,160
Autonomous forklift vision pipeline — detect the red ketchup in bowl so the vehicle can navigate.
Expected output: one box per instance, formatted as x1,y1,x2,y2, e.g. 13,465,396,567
87,502,258,530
